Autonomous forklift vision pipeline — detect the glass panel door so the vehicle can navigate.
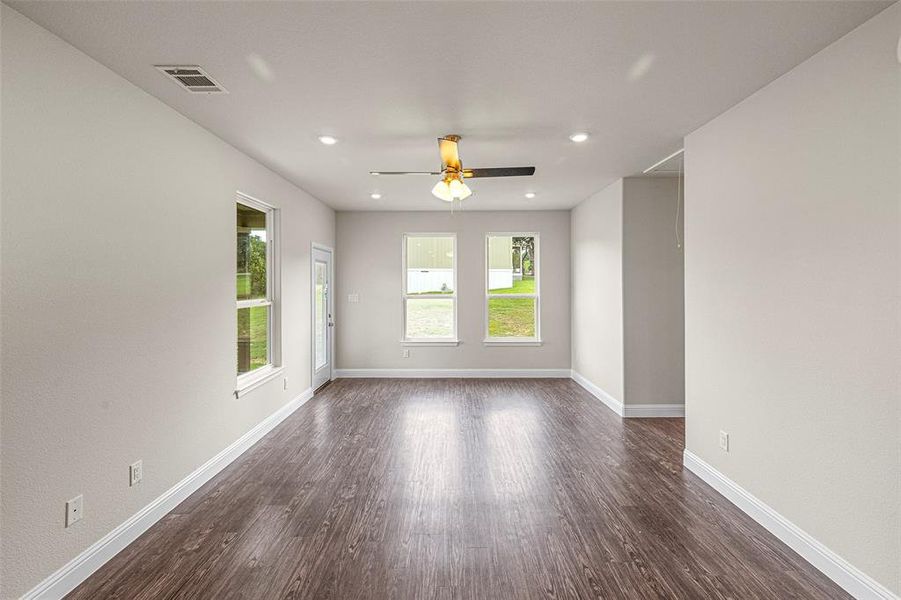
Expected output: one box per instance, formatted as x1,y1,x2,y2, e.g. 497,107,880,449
314,260,328,370
312,246,333,389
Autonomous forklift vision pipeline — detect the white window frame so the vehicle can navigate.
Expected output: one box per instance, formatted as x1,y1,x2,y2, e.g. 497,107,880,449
236,192,283,397
484,232,542,346
401,233,459,346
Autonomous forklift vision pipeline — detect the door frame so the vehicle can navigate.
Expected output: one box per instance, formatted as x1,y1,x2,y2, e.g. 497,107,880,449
311,242,335,389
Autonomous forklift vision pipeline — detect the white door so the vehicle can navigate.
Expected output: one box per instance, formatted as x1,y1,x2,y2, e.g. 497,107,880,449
312,246,333,390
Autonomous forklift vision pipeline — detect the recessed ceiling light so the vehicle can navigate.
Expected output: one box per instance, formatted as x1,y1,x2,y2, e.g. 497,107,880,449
370,172,380,176
370,193,382,200
525,192,536,199
318,135,337,145
569,132,589,143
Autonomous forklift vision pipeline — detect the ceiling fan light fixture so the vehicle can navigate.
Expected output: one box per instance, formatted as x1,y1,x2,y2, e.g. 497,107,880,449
449,178,472,200
377,135,533,204
432,177,472,202
431,180,454,202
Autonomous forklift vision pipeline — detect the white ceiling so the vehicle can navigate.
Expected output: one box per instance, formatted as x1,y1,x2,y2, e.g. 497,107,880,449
8,1,890,211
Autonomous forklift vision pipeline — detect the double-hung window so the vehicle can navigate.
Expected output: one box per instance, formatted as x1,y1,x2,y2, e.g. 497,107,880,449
402,234,457,344
485,233,540,344
236,194,281,393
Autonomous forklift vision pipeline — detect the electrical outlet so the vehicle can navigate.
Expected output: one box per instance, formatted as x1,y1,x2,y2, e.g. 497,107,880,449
129,460,143,486
283,376,288,390
719,431,730,452
402,349,410,358
348,293,359,303
66,495,83,527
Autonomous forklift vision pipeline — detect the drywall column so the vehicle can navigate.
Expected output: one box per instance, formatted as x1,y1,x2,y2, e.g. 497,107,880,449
571,180,625,401
571,177,685,414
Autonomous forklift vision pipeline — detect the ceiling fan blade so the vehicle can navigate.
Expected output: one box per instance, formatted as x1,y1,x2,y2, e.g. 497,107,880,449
463,167,536,178
438,137,462,171
370,171,441,175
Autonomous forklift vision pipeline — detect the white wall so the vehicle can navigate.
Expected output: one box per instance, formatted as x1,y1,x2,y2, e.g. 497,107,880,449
0,7,335,598
571,180,625,400
684,3,899,594
335,210,570,371
623,177,684,406
571,177,685,409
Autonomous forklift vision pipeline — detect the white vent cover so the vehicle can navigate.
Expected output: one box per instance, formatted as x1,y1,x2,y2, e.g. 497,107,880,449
155,65,227,94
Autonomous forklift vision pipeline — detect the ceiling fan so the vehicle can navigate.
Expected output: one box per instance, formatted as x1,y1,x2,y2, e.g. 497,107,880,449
370,135,536,202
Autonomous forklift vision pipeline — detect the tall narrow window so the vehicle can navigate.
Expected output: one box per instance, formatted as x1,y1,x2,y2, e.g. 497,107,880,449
403,234,457,343
237,195,279,386
486,234,540,343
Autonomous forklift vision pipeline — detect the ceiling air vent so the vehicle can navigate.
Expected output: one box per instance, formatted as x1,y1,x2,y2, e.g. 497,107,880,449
155,65,227,94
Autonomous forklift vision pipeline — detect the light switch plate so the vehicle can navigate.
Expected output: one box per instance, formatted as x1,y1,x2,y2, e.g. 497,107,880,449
348,293,359,303
719,431,729,452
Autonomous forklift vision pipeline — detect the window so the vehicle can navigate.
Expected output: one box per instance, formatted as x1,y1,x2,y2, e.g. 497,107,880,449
402,234,457,344
485,233,540,343
236,194,280,392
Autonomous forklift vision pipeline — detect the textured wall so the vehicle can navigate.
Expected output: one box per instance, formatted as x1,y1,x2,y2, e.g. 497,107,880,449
623,177,684,406
684,4,900,592
335,210,571,370
571,180,625,401
571,177,685,408
1,7,334,597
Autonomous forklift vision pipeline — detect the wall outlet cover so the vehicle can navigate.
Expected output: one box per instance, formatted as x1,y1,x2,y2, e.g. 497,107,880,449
719,431,730,452
66,495,83,527
129,460,143,486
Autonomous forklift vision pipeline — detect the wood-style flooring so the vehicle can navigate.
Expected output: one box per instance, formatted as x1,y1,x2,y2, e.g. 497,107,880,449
66,378,848,599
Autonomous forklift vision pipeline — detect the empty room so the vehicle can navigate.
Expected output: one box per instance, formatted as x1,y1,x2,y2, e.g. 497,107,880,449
1,1,898,599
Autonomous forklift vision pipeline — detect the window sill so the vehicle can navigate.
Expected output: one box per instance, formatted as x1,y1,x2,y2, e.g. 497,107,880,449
483,339,543,347
235,365,285,398
400,340,460,347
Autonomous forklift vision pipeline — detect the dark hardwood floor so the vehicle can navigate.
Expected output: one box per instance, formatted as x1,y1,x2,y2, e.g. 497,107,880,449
67,378,848,599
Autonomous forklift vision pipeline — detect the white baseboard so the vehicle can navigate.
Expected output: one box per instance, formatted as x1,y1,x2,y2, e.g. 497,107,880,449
570,370,624,416
622,403,685,418
334,368,572,378
22,388,315,600
570,371,685,418
683,450,898,600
